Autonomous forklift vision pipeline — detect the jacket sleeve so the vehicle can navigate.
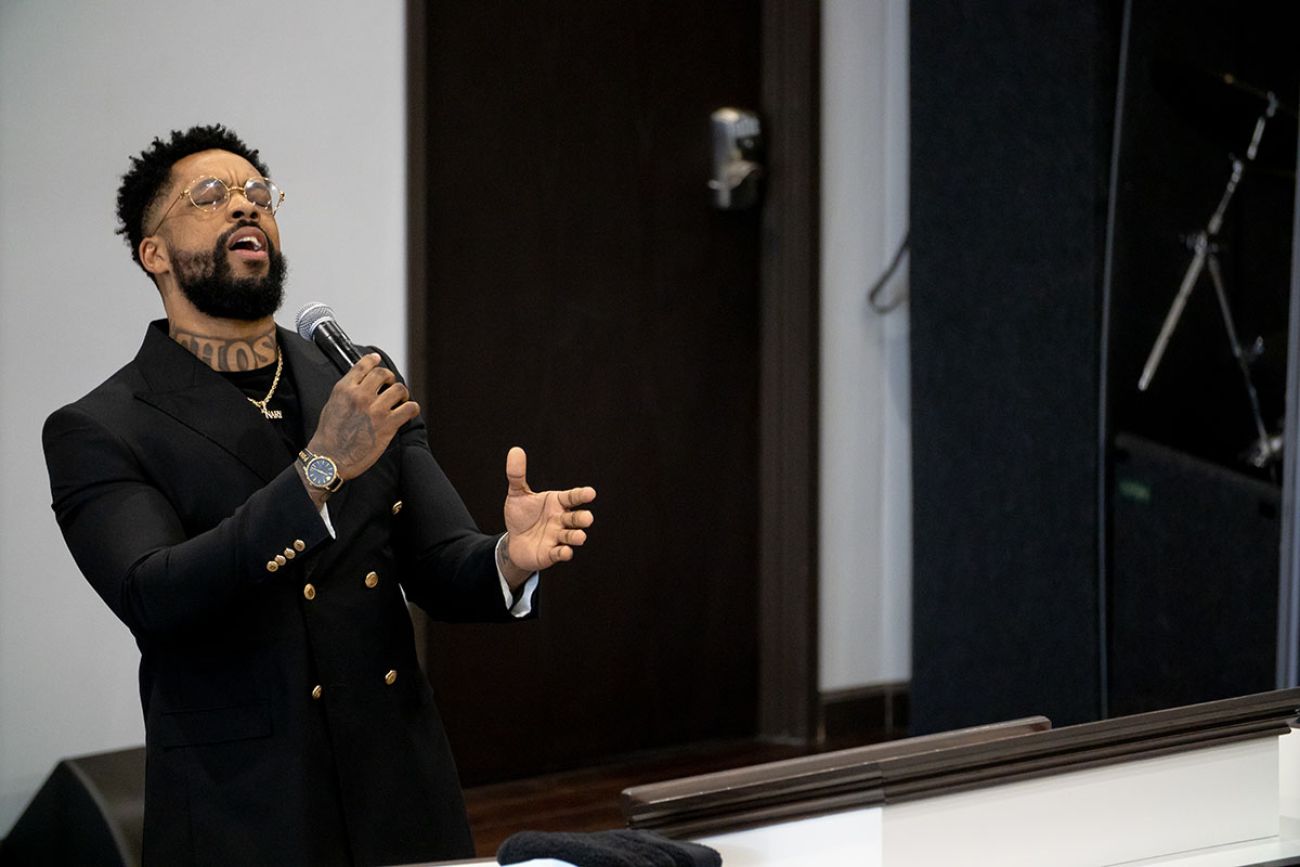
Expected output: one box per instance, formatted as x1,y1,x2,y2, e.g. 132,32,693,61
42,404,333,638
374,349,531,624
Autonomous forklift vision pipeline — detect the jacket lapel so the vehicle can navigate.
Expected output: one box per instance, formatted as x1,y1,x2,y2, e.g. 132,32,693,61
132,320,293,484
278,325,338,442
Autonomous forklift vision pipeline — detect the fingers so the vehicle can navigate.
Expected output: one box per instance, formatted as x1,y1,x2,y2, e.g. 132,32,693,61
359,363,398,394
346,352,383,384
352,361,414,420
374,379,410,412
561,509,594,530
505,446,529,494
392,399,421,426
557,486,597,509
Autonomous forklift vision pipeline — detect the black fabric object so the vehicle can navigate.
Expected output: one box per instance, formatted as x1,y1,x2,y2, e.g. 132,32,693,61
1109,433,1279,715
497,830,721,867
0,747,144,867
909,0,1120,734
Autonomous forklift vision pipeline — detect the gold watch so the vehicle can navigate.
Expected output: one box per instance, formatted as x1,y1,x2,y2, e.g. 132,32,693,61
298,449,343,493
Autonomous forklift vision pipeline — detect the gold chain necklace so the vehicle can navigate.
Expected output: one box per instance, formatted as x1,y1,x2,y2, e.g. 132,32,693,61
248,348,284,420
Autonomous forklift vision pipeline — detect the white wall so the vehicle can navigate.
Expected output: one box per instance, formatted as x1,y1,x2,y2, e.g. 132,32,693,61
0,0,407,834
819,0,912,691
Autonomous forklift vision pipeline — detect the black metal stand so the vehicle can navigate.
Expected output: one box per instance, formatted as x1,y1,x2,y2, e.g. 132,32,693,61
1138,92,1280,466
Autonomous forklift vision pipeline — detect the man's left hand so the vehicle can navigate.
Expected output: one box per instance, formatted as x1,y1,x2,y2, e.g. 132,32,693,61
500,446,596,588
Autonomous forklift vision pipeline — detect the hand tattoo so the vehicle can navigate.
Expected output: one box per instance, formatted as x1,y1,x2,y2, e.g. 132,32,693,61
314,400,377,470
333,413,377,464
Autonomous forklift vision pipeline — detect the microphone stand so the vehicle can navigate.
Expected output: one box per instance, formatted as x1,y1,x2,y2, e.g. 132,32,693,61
1137,91,1280,466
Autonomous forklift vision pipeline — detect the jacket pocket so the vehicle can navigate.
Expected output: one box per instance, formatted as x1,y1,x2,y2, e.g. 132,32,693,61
154,702,271,748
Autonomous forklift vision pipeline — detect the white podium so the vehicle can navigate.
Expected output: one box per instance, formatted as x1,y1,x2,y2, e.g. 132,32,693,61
628,688,1300,867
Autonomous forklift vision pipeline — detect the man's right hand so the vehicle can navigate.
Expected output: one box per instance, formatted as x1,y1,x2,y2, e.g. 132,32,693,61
302,353,419,500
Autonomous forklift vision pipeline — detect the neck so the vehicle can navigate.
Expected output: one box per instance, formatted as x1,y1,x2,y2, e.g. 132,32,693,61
169,319,279,372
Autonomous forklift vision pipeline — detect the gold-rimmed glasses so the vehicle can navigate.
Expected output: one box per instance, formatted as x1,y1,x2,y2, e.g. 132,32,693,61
148,176,285,235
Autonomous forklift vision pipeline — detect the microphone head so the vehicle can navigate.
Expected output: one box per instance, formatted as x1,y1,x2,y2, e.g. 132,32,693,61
295,302,336,341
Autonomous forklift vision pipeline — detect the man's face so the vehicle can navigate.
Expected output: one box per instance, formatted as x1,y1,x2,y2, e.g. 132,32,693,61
149,149,288,321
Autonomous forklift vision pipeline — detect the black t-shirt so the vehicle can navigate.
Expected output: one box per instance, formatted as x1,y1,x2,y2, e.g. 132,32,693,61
219,353,306,459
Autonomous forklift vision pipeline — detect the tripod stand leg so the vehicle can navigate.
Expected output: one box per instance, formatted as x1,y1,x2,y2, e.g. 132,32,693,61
1139,233,1208,391
1206,252,1273,459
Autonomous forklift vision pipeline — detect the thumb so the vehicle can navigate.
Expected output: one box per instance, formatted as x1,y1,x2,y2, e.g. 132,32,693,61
505,446,529,494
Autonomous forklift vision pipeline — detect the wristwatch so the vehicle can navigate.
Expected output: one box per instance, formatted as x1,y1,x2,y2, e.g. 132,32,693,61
298,449,343,493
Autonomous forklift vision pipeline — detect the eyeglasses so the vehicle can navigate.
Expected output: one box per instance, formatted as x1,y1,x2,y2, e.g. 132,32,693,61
149,176,285,235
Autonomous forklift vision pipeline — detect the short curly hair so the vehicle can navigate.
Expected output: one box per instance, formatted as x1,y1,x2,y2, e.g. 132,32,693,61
116,124,271,270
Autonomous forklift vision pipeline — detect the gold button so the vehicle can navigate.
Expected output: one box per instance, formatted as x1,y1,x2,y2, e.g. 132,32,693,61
311,685,323,700
391,500,403,515
284,548,296,560
275,554,287,566
364,571,379,588
266,561,279,573
303,583,316,601
293,539,306,552
384,670,397,686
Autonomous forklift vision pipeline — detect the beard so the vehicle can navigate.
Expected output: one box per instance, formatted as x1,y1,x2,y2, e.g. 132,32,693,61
173,224,288,321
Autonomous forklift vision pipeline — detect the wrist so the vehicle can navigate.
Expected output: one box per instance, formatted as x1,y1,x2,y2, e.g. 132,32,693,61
298,448,343,494
497,533,532,589
296,462,332,509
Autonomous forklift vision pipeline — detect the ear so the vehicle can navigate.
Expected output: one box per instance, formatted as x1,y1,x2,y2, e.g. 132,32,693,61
139,234,170,276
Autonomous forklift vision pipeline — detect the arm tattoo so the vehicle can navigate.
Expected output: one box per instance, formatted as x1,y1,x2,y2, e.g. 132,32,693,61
170,326,278,371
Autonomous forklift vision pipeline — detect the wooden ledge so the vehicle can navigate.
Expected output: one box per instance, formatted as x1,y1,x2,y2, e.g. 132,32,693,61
624,687,1300,839
623,716,1049,837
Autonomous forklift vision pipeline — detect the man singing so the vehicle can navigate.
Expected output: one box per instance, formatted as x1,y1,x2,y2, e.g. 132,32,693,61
42,124,596,866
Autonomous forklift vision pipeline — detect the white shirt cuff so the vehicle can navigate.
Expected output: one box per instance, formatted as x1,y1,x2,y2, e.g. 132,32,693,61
496,534,538,617
318,503,337,538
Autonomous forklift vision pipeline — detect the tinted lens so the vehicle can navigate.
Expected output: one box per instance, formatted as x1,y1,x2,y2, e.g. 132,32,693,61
188,177,228,208
244,179,282,212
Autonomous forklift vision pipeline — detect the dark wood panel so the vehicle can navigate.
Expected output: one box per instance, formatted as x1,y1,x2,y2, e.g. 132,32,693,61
757,0,822,744
408,0,764,783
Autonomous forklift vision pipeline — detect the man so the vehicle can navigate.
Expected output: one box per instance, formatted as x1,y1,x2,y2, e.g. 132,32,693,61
42,124,596,866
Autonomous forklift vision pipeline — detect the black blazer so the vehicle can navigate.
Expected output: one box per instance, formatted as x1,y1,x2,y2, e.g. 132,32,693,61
43,320,520,866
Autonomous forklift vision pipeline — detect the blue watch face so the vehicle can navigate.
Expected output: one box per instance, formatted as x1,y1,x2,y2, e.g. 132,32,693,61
306,457,336,486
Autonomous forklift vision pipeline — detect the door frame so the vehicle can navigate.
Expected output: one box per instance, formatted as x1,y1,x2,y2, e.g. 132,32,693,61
404,0,822,744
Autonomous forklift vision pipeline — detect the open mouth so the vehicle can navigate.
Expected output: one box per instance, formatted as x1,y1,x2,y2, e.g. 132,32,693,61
227,226,269,261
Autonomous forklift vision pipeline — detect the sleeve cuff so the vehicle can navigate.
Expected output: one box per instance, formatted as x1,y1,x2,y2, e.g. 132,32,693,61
319,502,337,538
495,534,539,617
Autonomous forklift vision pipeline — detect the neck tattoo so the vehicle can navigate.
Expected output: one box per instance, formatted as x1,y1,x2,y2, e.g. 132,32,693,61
170,325,278,372
247,348,285,420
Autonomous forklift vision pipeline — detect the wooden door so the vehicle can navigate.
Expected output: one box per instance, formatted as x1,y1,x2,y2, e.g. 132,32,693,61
407,0,776,783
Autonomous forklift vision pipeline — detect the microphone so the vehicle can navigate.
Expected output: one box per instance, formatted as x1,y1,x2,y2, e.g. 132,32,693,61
296,302,362,374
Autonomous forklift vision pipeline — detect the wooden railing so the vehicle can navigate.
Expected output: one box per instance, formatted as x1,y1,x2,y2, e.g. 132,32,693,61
623,687,1300,839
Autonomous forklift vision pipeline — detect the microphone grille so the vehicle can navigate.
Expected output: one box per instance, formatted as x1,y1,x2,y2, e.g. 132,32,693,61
295,302,335,341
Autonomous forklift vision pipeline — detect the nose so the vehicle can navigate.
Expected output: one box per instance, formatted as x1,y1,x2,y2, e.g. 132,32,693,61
227,188,262,222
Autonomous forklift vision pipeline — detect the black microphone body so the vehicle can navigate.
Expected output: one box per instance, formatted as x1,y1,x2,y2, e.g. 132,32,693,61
295,303,410,427
313,318,364,374
296,302,364,375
